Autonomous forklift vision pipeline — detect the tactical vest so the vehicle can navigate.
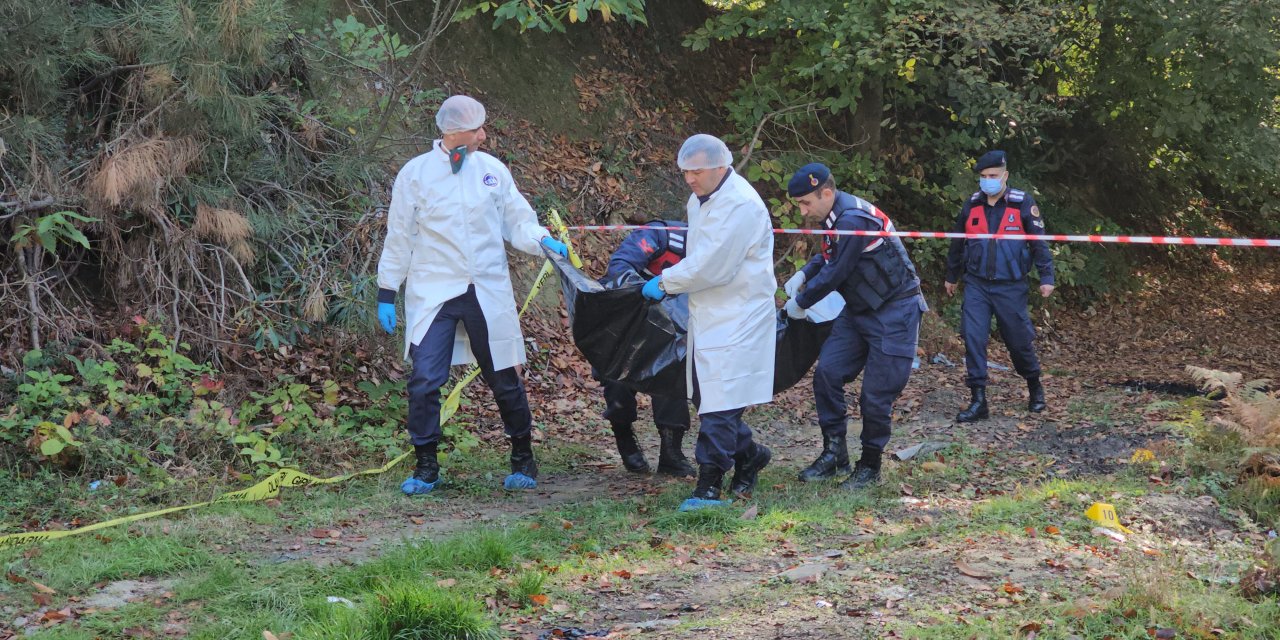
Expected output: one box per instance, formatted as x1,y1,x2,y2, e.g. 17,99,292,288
642,221,687,277
823,192,918,313
963,189,1032,281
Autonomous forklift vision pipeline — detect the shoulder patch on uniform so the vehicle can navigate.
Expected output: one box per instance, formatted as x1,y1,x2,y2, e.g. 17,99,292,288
1031,205,1041,217
970,192,983,202
1032,219,1044,229
1007,189,1025,203
482,173,499,187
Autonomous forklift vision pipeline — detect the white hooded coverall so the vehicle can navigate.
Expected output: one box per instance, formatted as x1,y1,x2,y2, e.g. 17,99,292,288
377,141,551,366
660,171,777,414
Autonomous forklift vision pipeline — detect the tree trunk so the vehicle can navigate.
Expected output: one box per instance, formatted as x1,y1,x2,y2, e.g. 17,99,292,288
848,77,885,158
19,247,41,350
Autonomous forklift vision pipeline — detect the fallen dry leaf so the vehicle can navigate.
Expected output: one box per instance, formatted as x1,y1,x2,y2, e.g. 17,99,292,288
740,504,759,520
263,632,280,640
1045,525,1060,535
31,580,55,594
529,594,549,606
40,608,69,623
1003,582,1025,594
436,578,457,588
6,572,28,584
956,560,993,579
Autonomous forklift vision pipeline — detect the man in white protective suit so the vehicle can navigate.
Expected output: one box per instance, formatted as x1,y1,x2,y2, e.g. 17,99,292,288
376,95,570,496
639,134,777,512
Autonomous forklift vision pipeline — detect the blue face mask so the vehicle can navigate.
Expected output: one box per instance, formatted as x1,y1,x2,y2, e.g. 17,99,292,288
979,177,1004,196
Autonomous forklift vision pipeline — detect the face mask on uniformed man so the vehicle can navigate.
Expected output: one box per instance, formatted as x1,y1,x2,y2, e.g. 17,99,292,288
979,176,1004,196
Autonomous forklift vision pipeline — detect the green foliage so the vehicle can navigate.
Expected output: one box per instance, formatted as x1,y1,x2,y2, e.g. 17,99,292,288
462,0,647,33
332,380,410,459
0,0,453,355
326,15,411,70
687,0,1280,293
1172,393,1280,527
9,211,98,256
0,327,411,481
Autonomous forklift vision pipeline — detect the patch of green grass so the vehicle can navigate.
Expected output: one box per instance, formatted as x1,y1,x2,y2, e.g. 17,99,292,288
74,602,166,636
308,582,502,640
510,570,546,602
1,531,213,593
894,567,1280,639
1065,390,1134,427
966,477,1148,534
0,467,111,533
336,527,533,596
172,556,247,602
652,504,744,535
23,628,99,640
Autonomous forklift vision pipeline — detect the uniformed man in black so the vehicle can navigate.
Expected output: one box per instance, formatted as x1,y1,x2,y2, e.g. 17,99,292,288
944,150,1055,421
783,164,926,490
597,221,696,477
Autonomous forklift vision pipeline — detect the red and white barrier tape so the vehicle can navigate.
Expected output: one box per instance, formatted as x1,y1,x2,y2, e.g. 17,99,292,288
565,225,1280,248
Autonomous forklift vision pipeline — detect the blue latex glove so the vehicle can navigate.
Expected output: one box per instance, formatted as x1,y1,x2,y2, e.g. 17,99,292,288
541,236,569,258
641,276,666,301
378,302,397,334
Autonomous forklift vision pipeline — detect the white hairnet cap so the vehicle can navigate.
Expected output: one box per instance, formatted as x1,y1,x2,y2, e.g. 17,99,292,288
677,134,733,170
436,95,486,134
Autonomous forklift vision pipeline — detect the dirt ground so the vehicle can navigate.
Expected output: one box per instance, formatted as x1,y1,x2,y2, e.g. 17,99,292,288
5,262,1277,639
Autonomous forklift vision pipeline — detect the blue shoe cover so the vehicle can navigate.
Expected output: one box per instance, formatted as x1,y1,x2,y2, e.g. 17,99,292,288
679,497,726,512
401,475,440,495
503,472,537,490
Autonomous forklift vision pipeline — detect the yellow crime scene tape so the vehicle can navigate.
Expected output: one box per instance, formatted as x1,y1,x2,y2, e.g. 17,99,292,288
0,210,579,551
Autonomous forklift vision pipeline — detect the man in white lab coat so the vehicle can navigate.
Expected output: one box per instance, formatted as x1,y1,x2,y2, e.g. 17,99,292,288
641,134,776,511
377,95,570,496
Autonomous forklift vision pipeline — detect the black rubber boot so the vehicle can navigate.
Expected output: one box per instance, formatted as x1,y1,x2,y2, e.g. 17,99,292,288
729,443,772,499
839,462,883,491
509,435,538,480
610,421,651,473
1027,377,1046,413
686,464,726,503
956,386,989,422
797,434,851,482
412,442,440,484
656,427,696,477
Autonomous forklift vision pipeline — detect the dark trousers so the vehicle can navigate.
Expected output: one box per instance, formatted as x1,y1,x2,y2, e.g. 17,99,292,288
602,379,691,431
812,295,922,453
696,408,753,472
406,286,532,446
961,277,1040,387
690,362,755,472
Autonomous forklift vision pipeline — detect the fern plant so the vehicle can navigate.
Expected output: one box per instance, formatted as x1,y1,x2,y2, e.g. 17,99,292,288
1186,366,1280,449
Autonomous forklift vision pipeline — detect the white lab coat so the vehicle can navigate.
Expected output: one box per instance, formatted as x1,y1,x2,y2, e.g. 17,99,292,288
660,171,776,414
377,141,550,367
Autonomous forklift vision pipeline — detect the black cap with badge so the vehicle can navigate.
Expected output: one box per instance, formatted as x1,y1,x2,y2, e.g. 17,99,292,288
974,150,1007,172
787,163,832,198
